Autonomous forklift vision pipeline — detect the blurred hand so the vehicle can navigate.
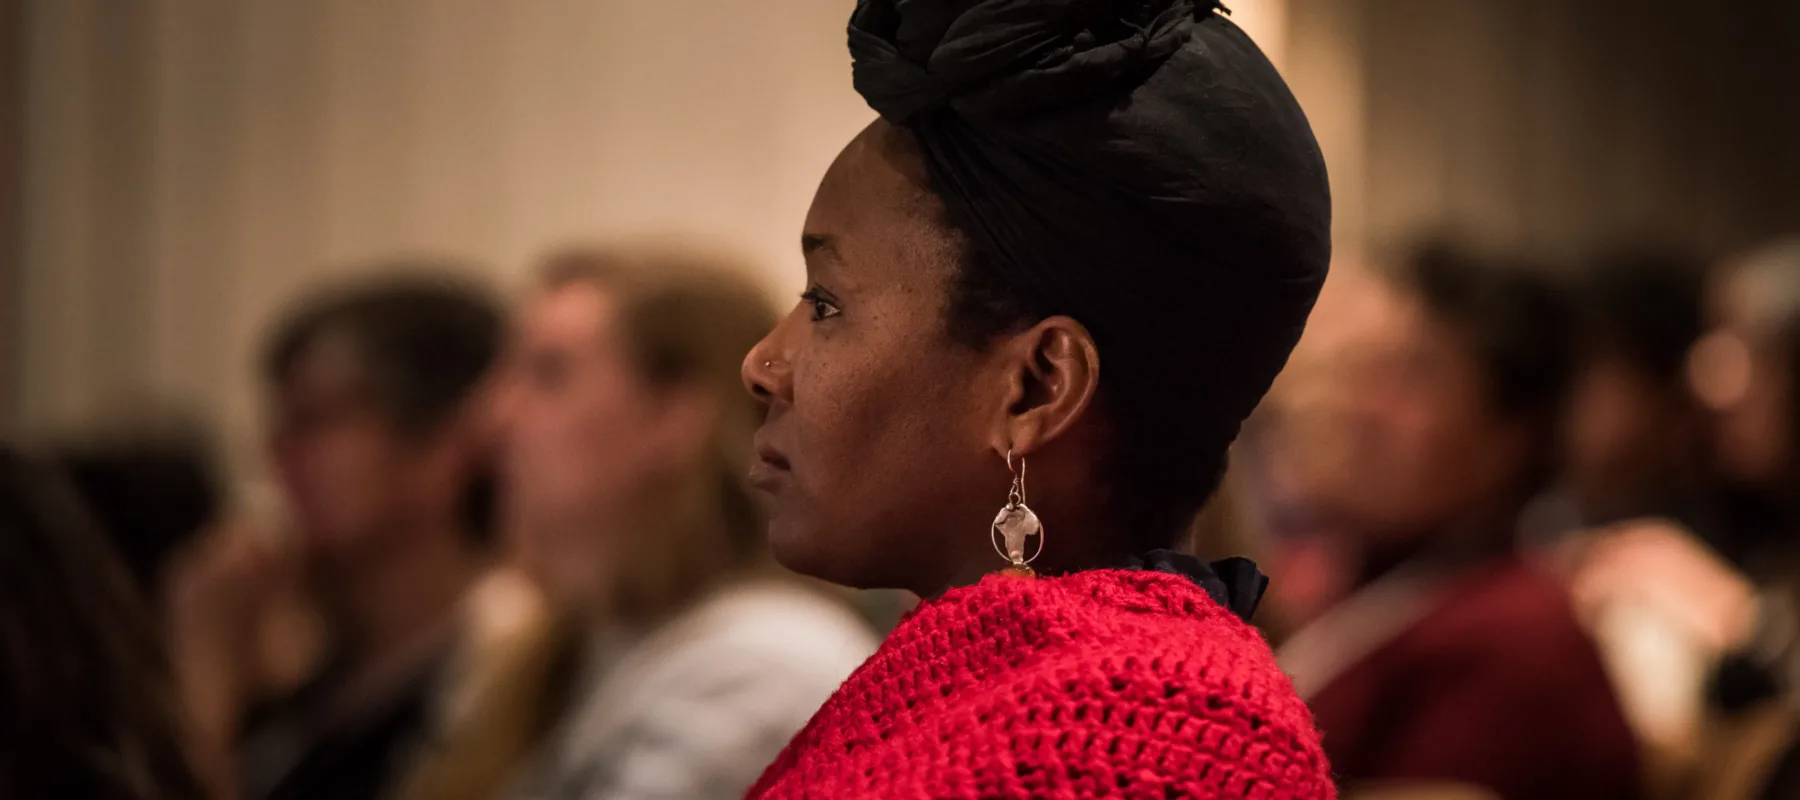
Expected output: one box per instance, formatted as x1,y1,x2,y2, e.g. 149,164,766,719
1564,520,1758,657
162,521,301,796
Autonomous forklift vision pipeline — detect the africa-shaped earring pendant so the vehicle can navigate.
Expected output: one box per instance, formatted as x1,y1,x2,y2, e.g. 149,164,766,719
991,450,1043,577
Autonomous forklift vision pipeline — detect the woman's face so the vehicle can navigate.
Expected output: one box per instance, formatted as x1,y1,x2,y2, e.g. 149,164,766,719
742,121,1012,593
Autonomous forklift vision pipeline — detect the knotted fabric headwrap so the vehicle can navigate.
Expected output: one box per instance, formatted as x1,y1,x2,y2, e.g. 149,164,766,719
849,0,1331,525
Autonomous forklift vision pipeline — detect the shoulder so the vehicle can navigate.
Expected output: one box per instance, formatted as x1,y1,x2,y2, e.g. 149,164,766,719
608,580,878,706
956,571,1333,794
1404,560,1591,658
673,579,881,677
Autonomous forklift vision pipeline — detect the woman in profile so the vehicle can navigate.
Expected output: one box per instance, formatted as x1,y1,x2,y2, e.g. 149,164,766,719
739,0,1334,797
0,447,209,799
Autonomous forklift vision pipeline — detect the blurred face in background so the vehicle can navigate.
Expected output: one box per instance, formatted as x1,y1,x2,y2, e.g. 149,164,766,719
495,281,703,607
1691,267,1796,491
1308,281,1534,544
1564,354,1697,517
268,337,448,568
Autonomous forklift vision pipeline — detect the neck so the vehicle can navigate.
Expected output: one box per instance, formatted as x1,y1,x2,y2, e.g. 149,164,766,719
1352,497,1520,588
924,509,1143,600
324,519,484,669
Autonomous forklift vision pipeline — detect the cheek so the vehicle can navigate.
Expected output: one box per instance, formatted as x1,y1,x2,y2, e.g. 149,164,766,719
1720,375,1795,482
775,343,995,582
505,382,659,517
281,431,400,541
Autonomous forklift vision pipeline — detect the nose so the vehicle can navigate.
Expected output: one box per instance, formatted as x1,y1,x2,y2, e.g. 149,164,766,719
741,323,792,406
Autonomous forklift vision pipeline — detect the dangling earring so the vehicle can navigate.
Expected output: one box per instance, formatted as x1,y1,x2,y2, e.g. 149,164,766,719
991,449,1043,578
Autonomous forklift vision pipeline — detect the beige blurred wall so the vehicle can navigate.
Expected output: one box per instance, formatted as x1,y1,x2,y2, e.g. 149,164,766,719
10,0,1795,482
15,0,881,475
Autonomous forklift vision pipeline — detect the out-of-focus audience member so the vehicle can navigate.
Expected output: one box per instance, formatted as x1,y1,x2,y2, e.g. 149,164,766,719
1531,248,1721,786
1274,245,1640,800
0,446,209,800
493,246,878,800
1575,238,1800,800
1547,247,1716,537
166,269,510,800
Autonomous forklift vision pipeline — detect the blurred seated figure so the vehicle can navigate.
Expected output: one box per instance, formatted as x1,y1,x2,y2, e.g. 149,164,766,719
1594,239,1800,800
0,446,209,800
1546,247,1716,537
1528,247,1723,784
493,246,878,800
1272,245,1640,800
166,268,511,800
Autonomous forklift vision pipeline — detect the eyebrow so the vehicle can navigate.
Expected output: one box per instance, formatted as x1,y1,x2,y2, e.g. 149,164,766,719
800,233,834,257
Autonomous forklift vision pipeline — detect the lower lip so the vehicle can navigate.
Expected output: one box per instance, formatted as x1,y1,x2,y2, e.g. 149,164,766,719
747,459,789,492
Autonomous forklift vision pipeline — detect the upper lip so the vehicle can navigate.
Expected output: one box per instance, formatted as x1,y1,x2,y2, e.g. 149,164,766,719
752,432,790,471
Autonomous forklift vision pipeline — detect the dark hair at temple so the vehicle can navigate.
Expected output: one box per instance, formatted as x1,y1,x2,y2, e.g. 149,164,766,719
1392,242,1574,490
1568,245,1708,385
0,447,209,800
51,416,221,596
263,267,505,542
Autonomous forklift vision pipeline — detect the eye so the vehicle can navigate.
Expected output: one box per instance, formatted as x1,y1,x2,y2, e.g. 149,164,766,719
800,287,842,322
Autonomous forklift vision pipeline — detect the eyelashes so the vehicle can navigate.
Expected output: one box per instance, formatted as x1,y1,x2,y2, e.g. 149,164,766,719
800,287,842,322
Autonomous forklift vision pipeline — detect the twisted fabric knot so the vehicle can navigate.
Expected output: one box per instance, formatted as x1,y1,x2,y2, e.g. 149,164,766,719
850,0,1226,121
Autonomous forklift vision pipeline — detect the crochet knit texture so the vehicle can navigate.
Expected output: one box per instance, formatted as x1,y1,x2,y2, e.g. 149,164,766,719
749,569,1334,799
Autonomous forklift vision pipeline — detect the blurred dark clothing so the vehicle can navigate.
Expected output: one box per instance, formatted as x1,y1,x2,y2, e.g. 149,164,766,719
53,428,221,595
1289,559,1639,800
239,630,457,800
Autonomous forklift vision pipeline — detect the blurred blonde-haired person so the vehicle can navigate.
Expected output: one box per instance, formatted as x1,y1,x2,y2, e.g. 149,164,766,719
490,246,877,800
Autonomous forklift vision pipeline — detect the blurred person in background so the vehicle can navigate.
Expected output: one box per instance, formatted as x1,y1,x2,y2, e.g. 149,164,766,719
1570,238,1800,800
493,247,877,800
166,269,513,800
1527,247,1729,790
1546,247,1717,539
1274,244,1640,800
0,446,209,800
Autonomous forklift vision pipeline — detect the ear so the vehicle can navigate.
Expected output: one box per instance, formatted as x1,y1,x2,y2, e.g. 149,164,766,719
988,315,1101,458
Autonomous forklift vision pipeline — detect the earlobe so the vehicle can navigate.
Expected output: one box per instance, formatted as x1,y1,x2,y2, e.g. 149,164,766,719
992,316,1101,458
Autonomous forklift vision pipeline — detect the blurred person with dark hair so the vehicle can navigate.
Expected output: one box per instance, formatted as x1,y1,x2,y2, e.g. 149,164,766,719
1550,247,1716,537
1522,247,1742,789
167,267,510,800
49,410,223,597
1570,238,1800,800
1275,244,1639,800
0,446,209,800
491,246,876,800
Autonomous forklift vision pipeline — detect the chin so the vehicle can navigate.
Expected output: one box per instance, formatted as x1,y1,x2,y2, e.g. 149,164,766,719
767,515,881,590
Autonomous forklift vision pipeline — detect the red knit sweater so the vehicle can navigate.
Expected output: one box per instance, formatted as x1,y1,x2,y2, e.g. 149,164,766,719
749,569,1334,799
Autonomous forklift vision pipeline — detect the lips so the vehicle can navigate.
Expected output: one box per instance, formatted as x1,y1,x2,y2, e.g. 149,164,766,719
748,431,791,492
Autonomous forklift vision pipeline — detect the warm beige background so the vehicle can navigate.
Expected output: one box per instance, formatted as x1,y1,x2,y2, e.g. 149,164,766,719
7,0,1796,481
5,0,1289,476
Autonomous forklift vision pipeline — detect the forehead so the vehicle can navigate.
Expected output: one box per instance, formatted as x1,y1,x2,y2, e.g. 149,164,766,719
804,120,958,286
280,330,369,399
523,281,620,344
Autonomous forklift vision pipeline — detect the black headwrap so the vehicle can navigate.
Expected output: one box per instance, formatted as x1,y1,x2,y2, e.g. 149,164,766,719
849,0,1330,529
